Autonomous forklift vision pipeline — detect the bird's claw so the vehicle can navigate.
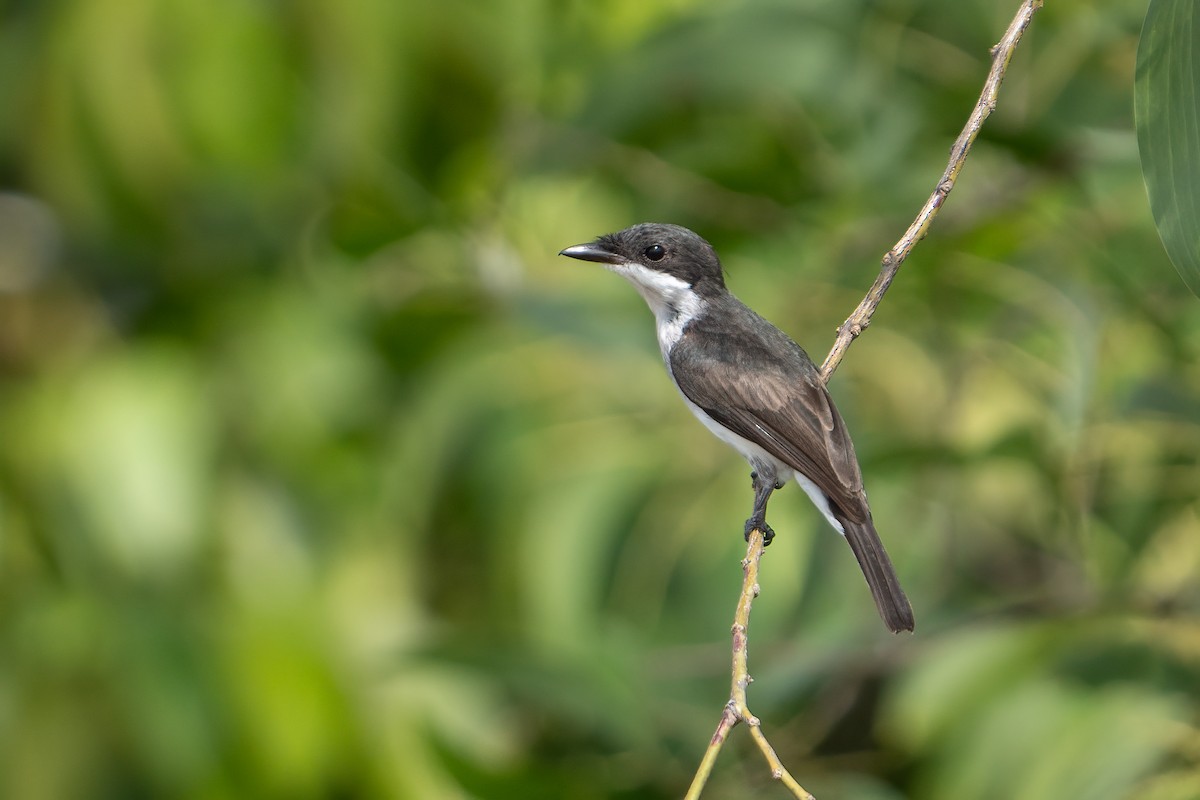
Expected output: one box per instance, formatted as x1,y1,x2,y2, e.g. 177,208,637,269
744,517,775,546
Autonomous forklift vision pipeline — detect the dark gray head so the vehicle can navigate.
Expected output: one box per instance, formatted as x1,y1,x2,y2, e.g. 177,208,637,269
559,223,727,305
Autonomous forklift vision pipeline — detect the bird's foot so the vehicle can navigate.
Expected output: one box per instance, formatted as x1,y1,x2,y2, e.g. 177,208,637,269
744,516,775,546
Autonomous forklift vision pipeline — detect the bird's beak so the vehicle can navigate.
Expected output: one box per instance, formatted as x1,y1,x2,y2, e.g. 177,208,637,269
559,242,624,265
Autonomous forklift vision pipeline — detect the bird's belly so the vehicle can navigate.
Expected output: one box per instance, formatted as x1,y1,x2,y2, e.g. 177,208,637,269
675,391,845,536
676,393,794,483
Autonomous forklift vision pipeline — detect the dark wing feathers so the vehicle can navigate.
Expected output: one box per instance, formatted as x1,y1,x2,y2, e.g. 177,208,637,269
669,300,868,522
670,298,915,633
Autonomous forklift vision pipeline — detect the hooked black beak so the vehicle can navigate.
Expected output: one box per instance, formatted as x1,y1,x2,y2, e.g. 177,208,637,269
558,242,625,265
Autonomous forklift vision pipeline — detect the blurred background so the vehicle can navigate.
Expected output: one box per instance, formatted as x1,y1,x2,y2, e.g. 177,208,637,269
1,0,1197,798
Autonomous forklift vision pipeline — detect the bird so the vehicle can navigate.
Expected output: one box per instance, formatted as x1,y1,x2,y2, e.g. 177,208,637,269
559,223,914,633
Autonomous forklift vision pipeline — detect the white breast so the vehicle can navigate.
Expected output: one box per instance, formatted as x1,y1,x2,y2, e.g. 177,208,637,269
611,259,847,536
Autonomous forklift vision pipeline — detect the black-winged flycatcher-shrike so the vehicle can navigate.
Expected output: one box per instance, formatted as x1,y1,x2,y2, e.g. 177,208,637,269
560,223,914,633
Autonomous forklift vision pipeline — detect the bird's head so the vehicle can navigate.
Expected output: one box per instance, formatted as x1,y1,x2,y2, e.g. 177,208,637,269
559,223,726,313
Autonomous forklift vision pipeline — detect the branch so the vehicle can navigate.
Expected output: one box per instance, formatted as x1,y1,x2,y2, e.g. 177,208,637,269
684,3,1043,797
819,0,1043,382
684,530,814,800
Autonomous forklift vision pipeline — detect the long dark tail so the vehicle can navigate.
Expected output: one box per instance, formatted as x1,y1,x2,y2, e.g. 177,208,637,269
841,518,914,633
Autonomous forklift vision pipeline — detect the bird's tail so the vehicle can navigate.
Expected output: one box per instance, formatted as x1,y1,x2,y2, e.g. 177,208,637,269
841,518,914,633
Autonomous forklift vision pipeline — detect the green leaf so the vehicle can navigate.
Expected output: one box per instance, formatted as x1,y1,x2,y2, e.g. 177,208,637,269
1135,0,1200,297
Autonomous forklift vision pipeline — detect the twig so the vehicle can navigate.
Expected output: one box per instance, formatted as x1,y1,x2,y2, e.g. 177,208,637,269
685,3,1042,797
684,530,814,800
819,0,1043,382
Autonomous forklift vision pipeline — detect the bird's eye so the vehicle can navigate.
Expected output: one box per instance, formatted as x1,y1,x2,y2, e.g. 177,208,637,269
644,244,666,261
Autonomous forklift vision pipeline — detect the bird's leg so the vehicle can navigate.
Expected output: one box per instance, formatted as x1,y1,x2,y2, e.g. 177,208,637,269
745,470,778,545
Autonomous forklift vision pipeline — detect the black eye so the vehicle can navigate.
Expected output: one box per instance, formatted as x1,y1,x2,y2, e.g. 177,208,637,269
644,244,666,261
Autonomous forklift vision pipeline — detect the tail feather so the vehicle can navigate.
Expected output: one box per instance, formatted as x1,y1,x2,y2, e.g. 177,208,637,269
840,518,914,633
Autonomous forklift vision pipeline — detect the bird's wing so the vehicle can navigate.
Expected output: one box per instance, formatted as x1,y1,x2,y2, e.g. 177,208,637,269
670,315,868,524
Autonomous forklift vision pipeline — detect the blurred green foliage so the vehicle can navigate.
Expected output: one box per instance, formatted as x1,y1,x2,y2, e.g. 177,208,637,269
0,1,1197,799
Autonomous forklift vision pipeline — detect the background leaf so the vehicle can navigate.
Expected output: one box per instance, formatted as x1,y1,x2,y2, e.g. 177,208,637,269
1135,0,1200,297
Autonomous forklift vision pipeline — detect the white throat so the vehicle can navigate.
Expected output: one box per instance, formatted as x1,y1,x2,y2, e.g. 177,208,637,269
609,262,705,358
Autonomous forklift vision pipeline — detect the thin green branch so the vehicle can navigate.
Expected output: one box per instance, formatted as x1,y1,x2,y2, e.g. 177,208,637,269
686,3,1043,797
683,530,814,800
819,0,1044,382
